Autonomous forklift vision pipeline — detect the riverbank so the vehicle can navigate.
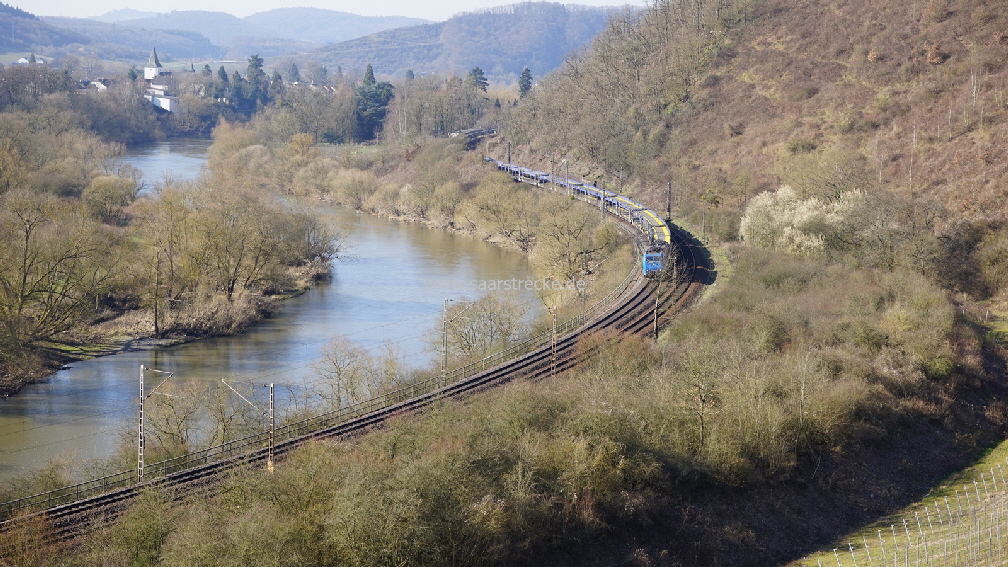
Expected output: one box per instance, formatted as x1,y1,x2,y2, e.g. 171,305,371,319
0,280,314,398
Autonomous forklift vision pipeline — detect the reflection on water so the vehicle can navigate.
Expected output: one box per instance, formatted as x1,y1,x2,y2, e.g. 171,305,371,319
124,137,212,190
0,142,538,480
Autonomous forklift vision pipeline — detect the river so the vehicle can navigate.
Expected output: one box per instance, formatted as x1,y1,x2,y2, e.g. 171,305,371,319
125,137,211,187
0,140,538,480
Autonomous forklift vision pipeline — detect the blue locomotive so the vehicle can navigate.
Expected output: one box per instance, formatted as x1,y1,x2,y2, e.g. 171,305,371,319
642,246,666,275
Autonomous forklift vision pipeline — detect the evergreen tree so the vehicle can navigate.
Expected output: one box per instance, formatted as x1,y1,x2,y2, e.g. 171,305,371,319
355,65,394,140
127,66,140,81
28,53,35,65
268,70,284,100
405,69,414,80
467,67,488,92
518,67,532,98
285,61,300,83
230,70,246,107
202,64,212,76
218,66,229,83
245,54,268,106
246,54,265,84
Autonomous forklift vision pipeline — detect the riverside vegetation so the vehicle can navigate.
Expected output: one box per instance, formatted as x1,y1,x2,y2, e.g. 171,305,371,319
0,54,516,394
7,0,1008,564
0,76,343,395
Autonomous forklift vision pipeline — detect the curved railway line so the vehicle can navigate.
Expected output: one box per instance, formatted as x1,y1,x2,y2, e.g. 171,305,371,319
0,159,711,547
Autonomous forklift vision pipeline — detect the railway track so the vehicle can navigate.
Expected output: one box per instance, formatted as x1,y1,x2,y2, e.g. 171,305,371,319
0,168,709,549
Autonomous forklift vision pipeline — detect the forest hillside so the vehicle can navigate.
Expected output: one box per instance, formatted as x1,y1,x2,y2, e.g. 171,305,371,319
0,3,89,52
511,0,1008,287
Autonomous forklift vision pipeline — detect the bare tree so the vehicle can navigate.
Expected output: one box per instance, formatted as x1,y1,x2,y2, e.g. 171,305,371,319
433,294,529,366
206,381,261,446
313,335,375,408
676,339,723,456
144,380,203,458
0,191,118,353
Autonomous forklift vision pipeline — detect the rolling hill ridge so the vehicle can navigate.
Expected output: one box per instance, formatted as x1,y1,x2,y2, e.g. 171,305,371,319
307,3,617,79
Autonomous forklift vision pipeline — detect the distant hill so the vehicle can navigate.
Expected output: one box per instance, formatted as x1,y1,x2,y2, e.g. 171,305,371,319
88,9,159,23
309,3,616,79
308,24,444,77
224,36,319,60
26,4,605,70
42,16,222,61
243,8,428,44
110,11,272,47
45,7,432,61
0,2,89,52
83,8,430,48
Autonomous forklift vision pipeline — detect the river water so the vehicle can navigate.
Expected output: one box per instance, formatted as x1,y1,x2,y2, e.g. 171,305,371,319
125,137,211,187
0,140,537,480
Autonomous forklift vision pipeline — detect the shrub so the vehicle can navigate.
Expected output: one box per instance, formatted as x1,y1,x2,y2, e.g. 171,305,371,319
739,186,832,254
922,0,948,23
329,168,379,210
977,230,1008,296
791,86,819,101
724,121,744,137
290,159,334,198
926,43,945,65
786,139,816,154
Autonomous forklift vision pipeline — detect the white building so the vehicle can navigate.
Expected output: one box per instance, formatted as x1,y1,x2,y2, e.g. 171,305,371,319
16,55,44,65
142,48,176,112
144,47,168,80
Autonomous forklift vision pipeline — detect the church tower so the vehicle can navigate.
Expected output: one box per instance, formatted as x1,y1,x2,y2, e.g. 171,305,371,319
144,47,163,80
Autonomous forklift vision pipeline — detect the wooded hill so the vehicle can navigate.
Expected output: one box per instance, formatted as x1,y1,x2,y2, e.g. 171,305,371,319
0,3,88,52
510,0,1008,251
242,8,428,45
41,16,224,61
308,3,616,80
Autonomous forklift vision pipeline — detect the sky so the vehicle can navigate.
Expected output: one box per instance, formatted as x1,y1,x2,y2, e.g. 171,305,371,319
31,0,648,21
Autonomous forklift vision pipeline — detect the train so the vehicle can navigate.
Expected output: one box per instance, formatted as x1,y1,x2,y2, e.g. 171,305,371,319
484,157,673,276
